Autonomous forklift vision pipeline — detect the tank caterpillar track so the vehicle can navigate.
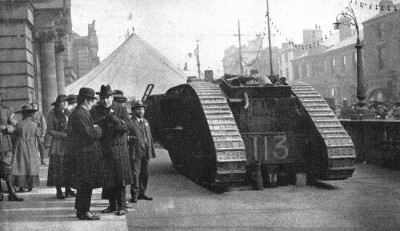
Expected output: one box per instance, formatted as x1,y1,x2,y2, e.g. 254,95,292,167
291,82,356,180
189,81,247,183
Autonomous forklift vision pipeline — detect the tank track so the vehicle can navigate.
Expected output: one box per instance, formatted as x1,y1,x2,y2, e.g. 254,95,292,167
189,81,247,183
291,82,356,180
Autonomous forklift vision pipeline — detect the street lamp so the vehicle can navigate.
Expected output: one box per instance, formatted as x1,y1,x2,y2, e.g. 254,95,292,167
333,4,366,108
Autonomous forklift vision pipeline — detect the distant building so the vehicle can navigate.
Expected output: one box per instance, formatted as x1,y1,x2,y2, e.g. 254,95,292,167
290,0,399,105
70,20,99,84
363,1,400,102
222,35,279,76
0,0,99,115
291,19,360,104
278,25,324,82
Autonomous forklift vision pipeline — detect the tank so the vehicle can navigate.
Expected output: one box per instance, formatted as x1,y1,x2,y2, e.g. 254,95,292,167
144,75,356,188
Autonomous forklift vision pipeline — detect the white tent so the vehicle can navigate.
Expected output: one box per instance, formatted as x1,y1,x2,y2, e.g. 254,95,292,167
65,33,187,100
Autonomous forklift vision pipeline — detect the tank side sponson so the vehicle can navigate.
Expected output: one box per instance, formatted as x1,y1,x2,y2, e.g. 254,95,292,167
189,81,247,184
290,81,356,180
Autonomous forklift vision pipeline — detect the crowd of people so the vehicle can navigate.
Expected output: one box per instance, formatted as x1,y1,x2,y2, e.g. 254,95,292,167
0,85,156,221
337,100,400,120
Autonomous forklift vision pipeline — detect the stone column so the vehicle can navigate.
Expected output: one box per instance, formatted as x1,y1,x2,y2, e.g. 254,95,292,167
39,31,57,116
55,42,65,95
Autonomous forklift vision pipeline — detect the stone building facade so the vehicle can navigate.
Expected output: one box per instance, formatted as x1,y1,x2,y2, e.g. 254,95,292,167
290,18,360,104
363,1,400,102
289,0,399,105
0,0,99,115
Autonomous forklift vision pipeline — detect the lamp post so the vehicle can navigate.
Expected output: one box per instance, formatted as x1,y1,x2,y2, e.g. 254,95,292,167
333,4,366,108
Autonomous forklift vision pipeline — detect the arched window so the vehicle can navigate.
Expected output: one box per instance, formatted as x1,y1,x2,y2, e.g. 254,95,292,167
378,47,387,70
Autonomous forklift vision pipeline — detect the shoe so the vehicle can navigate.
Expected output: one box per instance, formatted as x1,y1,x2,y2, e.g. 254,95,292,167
0,193,3,202
101,207,116,213
65,190,76,197
8,194,24,202
56,192,66,199
116,210,126,216
137,195,153,201
77,212,97,218
129,198,138,203
78,212,100,220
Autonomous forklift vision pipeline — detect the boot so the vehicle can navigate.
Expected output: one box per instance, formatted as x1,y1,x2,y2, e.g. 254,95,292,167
65,187,76,197
56,186,65,199
6,180,23,201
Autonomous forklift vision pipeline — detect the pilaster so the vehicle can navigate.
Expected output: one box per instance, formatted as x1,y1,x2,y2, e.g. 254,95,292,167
38,29,57,116
0,0,35,109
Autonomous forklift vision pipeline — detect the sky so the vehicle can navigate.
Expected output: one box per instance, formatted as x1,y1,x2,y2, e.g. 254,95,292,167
71,0,397,77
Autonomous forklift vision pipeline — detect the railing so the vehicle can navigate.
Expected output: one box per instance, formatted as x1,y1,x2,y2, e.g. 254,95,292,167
340,119,400,168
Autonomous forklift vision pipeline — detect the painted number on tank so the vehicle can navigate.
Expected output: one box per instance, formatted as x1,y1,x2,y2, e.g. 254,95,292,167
273,135,288,159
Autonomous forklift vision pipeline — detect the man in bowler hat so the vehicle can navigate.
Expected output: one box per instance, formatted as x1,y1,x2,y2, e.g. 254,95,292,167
128,100,156,203
91,85,132,216
64,87,103,220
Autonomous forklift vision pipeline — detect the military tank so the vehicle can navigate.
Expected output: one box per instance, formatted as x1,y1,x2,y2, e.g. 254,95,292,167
144,75,356,188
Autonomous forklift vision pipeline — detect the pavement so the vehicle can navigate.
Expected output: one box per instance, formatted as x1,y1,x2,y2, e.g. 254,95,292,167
2,148,400,230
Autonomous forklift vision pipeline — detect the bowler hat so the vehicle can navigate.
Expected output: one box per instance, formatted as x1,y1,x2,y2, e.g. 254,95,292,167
113,90,127,103
131,100,146,110
15,104,38,114
65,94,77,104
96,85,114,97
78,87,97,100
51,94,67,106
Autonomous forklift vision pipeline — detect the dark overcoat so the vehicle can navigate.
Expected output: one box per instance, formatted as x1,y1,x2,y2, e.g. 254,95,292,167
91,102,132,187
46,107,67,186
127,118,156,160
64,105,103,189
47,108,67,157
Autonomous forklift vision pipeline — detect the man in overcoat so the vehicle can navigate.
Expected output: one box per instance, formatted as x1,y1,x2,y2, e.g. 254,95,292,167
128,100,156,203
91,85,132,216
65,87,103,220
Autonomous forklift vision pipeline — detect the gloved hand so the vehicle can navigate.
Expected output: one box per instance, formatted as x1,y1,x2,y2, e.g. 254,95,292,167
108,115,120,124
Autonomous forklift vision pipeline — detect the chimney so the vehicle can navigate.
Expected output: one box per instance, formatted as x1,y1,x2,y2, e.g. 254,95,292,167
204,70,214,82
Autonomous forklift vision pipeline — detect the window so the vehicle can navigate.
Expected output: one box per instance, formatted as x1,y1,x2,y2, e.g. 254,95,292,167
377,22,385,39
285,53,288,63
303,63,308,78
331,58,336,74
342,56,346,71
378,47,387,70
353,52,357,70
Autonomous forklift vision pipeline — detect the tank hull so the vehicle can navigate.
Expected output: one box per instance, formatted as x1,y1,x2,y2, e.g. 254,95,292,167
145,79,355,187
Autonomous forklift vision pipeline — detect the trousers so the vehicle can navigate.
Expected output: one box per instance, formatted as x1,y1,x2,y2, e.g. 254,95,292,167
75,187,93,215
130,156,149,198
107,186,126,210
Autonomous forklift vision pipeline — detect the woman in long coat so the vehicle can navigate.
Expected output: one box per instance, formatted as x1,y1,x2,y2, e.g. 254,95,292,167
47,94,76,199
10,105,40,192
